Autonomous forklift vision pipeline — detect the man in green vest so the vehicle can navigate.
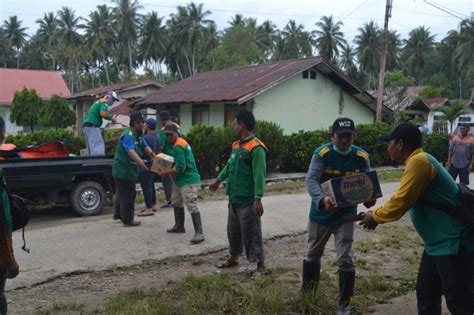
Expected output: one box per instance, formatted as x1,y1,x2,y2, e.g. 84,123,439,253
209,110,268,274
360,123,474,314
304,117,375,315
112,112,156,227
157,111,180,208
159,123,204,244
83,91,118,156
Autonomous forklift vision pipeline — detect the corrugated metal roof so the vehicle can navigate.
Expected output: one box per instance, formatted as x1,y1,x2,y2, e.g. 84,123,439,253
134,57,376,109
67,80,164,100
423,97,449,108
0,68,70,104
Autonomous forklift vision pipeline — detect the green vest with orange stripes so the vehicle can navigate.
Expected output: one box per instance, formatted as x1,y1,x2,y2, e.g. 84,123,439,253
112,128,144,182
310,143,370,226
225,136,268,206
172,137,201,188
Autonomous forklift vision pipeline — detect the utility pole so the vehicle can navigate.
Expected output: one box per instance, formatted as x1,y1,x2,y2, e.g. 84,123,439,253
375,0,393,122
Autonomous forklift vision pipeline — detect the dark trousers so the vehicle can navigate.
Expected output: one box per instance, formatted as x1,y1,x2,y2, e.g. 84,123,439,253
162,175,173,203
448,165,470,185
416,249,474,315
139,171,156,208
0,270,6,315
227,204,264,264
113,178,136,224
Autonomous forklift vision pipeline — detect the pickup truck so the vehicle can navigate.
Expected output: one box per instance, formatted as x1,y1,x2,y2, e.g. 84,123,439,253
0,156,114,216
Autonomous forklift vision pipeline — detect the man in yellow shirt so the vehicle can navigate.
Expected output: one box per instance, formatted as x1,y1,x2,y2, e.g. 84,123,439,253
360,123,474,314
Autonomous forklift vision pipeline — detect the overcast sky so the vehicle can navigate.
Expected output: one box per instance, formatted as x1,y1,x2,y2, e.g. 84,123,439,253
1,0,472,44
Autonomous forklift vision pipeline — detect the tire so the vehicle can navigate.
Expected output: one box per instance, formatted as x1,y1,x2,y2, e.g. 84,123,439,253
70,181,106,216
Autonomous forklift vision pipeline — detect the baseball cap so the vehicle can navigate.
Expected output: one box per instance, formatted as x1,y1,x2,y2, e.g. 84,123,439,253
459,123,470,128
163,123,179,135
332,117,355,134
105,91,119,101
378,123,422,147
159,111,171,121
145,118,157,130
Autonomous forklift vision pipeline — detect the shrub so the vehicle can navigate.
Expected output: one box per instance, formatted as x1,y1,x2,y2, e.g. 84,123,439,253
185,124,233,179
5,129,84,155
104,128,124,155
423,132,449,164
281,130,329,172
254,121,285,172
353,123,393,167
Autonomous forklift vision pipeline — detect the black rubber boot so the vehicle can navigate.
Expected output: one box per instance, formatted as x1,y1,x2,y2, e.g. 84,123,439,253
167,207,186,233
337,270,355,315
301,259,321,292
190,212,204,244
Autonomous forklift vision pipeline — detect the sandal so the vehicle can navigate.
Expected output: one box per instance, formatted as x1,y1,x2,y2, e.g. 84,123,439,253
215,260,239,268
137,210,154,217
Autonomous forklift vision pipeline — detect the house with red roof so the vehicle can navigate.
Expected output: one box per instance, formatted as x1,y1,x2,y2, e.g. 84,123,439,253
0,68,70,134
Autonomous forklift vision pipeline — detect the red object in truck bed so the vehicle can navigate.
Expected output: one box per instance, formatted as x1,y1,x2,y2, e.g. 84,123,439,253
0,141,69,159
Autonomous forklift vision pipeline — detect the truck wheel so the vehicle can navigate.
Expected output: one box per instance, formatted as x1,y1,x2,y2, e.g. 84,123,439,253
70,181,106,216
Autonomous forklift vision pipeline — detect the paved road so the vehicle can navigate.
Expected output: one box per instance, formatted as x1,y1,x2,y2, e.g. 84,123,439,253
8,180,400,290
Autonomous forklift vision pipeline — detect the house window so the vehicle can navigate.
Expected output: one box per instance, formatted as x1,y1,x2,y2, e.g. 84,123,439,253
434,115,442,121
224,104,247,127
302,70,317,80
459,116,471,122
192,104,209,125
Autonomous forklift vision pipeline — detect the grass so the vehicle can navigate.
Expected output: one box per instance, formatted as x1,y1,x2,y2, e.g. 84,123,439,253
102,267,416,315
377,169,403,183
36,302,84,314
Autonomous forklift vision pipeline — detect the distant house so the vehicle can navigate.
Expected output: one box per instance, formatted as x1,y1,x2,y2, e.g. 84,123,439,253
134,57,378,134
0,68,70,134
67,80,164,132
427,98,474,133
369,86,425,111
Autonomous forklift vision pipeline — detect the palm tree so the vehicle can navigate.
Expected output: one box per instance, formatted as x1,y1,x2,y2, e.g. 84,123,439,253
281,20,313,59
433,102,466,133
139,11,167,79
112,0,143,74
199,23,219,71
85,5,115,85
386,30,402,71
339,44,358,79
453,19,474,74
3,16,28,68
354,21,380,89
229,14,244,27
313,15,346,62
36,12,59,70
0,27,15,68
403,26,435,84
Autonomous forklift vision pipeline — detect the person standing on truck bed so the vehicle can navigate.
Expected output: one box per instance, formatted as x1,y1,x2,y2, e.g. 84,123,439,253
83,91,118,156
158,111,181,209
137,118,160,217
0,117,19,314
112,112,156,227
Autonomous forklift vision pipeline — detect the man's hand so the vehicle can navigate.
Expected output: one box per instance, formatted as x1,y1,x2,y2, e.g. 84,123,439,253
322,196,337,212
445,161,450,170
469,163,473,172
363,199,377,208
209,179,221,192
6,260,19,279
252,199,264,217
359,211,379,230
138,159,148,170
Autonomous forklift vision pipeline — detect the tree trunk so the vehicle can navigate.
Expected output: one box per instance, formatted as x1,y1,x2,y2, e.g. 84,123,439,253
103,54,110,86
176,61,184,80
128,39,133,74
16,48,20,69
183,49,192,77
192,47,196,75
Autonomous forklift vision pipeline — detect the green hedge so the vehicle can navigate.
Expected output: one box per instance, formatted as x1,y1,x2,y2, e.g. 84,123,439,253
4,122,451,179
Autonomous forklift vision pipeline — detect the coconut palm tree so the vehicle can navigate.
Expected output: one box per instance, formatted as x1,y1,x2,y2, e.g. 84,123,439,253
85,5,115,85
433,102,466,133
313,15,346,62
403,26,435,84
138,11,167,79
386,30,402,71
453,19,474,73
256,20,278,61
112,0,142,74
3,16,28,68
36,12,59,70
354,21,381,89
339,44,358,79
281,20,313,60
0,26,15,68
229,14,244,27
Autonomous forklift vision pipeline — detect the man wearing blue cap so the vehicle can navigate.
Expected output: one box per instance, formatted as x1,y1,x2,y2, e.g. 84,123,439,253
83,91,118,156
138,118,160,216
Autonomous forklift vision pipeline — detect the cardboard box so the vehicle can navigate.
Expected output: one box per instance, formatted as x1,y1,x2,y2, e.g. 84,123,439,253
151,153,174,175
320,170,382,208
80,149,88,156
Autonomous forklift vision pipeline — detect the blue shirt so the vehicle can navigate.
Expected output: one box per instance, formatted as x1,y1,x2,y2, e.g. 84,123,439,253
120,133,148,152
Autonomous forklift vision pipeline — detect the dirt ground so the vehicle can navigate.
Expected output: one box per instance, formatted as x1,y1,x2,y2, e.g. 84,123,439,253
7,214,426,314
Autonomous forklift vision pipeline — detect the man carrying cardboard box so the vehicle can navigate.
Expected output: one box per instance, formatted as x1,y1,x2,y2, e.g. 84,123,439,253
303,117,375,315
160,123,204,244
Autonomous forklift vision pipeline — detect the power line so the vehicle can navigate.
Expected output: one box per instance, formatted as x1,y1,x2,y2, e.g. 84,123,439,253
422,0,466,19
393,6,456,18
341,1,369,21
424,0,468,18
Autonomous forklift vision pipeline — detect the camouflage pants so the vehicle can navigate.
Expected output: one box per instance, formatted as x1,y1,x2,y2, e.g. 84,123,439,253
171,184,200,214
